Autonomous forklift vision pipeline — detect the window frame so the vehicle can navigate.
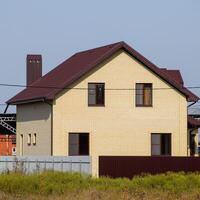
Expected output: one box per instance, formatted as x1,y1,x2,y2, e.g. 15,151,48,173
68,132,89,156
151,133,171,156
88,82,105,107
135,83,153,107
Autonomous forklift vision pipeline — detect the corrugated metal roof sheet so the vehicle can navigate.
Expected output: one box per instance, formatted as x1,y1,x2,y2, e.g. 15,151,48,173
188,116,200,128
7,41,199,104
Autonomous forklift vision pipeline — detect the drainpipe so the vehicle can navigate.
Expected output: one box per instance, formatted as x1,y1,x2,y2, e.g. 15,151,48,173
44,99,53,156
187,102,197,108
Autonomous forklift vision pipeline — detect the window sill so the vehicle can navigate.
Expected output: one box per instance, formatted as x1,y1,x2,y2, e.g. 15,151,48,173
68,155,90,156
151,155,171,157
136,105,153,107
88,105,105,107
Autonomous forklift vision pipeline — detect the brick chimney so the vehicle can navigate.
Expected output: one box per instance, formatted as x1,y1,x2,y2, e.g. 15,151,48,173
26,55,42,86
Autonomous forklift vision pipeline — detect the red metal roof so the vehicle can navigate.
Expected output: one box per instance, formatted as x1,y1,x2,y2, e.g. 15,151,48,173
188,116,200,128
7,41,199,104
159,68,184,85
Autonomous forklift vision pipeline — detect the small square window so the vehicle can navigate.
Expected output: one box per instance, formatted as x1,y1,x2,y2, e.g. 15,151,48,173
151,133,171,156
69,133,89,156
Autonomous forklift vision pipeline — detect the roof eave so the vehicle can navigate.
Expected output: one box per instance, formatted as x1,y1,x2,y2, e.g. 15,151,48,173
7,97,50,105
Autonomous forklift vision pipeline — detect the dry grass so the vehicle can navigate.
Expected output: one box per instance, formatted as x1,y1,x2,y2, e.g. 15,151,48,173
1,191,200,200
0,172,200,199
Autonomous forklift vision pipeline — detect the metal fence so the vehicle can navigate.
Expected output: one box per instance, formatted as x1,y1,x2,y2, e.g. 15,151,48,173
99,156,200,178
0,156,91,174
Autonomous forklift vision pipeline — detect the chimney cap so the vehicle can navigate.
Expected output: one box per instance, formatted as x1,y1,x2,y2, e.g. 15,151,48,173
27,55,42,60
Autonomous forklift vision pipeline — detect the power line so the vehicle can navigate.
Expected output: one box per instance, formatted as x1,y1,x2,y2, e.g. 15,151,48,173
0,83,199,106
0,83,200,90
0,104,14,106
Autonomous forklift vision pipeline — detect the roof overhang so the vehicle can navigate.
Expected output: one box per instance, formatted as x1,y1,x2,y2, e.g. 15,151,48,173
7,97,47,105
188,116,200,129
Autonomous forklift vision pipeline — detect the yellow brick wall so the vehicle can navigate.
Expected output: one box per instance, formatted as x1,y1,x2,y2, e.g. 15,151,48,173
53,50,187,176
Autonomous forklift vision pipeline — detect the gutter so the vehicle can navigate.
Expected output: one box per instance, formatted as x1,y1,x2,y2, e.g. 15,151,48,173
44,99,53,156
7,97,47,105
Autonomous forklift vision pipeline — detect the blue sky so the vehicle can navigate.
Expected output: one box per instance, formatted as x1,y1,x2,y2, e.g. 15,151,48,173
0,0,200,112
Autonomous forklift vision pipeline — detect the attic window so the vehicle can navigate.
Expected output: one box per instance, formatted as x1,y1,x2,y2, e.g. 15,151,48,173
136,83,152,107
88,83,105,106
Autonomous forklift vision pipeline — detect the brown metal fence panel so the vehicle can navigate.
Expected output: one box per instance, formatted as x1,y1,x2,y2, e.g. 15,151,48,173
99,156,200,178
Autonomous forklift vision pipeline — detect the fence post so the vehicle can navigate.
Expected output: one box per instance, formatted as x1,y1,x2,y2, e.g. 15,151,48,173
24,158,27,174
44,159,46,171
61,159,63,172
52,158,54,171
36,159,38,173
79,159,81,174
5,157,8,172
28,159,30,174
70,159,72,172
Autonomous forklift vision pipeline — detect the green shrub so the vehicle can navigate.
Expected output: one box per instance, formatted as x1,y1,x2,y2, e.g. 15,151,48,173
0,171,200,195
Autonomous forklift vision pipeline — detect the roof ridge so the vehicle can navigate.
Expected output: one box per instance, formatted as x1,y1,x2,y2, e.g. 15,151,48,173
29,42,124,87
75,41,123,55
45,42,124,99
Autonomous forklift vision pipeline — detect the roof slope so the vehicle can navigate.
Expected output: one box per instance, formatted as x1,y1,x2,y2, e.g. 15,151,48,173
188,116,200,128
159,68,184,85
7,41,199,104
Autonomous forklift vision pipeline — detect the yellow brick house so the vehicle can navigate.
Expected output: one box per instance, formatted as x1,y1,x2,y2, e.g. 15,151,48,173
7,42,200,176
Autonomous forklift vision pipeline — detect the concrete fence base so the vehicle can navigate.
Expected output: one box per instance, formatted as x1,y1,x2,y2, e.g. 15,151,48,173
0,156,91,174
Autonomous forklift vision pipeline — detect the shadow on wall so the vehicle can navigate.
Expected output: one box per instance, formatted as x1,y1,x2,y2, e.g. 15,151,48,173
17,102,51,122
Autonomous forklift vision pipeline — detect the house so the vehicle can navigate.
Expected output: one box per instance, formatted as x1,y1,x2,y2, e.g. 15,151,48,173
7,41,200,176
0,114,16,156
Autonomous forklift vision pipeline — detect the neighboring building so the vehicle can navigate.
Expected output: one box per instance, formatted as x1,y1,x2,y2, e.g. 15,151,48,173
0,114,16,156
7,42,200,176
188,107,200,119
188,107,200,154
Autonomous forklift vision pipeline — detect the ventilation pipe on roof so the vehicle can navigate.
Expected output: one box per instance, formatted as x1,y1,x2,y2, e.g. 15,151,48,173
26,55,42,86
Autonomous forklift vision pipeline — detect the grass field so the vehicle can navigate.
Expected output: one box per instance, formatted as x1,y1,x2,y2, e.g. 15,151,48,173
0,172,200,199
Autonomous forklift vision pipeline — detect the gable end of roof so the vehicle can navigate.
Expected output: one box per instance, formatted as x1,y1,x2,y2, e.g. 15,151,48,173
7,41,199,104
